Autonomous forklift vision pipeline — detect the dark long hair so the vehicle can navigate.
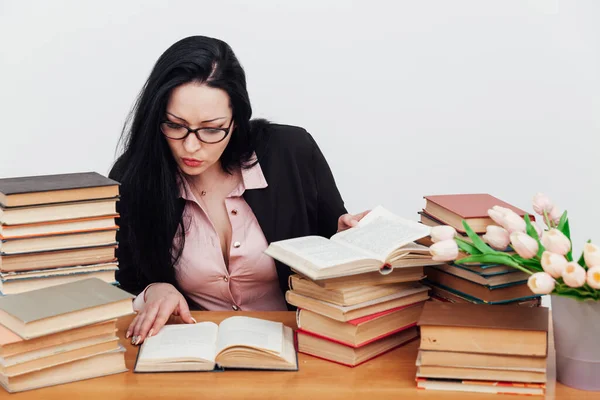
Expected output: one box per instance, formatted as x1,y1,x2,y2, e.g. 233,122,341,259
110,36,260,290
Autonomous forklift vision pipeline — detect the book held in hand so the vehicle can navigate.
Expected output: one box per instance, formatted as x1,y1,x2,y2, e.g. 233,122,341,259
134,316,297,372
265,205,433,280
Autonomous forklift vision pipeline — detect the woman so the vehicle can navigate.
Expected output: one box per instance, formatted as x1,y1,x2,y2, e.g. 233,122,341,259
110,36,368,345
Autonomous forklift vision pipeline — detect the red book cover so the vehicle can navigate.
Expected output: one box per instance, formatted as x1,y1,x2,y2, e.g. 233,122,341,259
424,194,531,220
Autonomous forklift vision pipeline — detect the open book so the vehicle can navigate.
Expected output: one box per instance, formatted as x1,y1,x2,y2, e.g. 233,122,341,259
134,316,297,372
265,205,433,280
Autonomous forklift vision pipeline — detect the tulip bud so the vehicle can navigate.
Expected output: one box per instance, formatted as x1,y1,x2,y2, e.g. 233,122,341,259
541,251,568,278
527,272,556,295
531,222,543,238
503,213,527,233
541,229,571,256
488,206,526,233
482,225,510,250
510,232,539,259
586,266,600,290
548,206,562,225
562,262,587,288
488,208,506,226
429,239,459,262
532,193,554,216
430,225,457,243
583,243,600,268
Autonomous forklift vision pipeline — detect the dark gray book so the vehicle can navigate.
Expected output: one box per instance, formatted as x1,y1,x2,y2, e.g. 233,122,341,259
0,172,119,208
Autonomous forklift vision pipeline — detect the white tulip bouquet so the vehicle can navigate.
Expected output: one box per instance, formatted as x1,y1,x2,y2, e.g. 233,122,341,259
428,193,600,301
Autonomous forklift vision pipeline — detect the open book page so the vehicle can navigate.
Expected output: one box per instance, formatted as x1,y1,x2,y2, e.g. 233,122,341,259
138,322,218,363
332,205,431,261
216,316,283,356
266,236,377,268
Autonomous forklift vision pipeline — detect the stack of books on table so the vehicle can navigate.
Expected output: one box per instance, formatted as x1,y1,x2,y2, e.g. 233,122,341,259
0,278,134,392
418,194,541,307
415,302,549,396
265,205,442,367
0,172,120,295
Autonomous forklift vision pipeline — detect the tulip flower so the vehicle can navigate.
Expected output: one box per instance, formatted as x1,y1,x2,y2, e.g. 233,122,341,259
532,193,554,216
541,251,568,278
429,239,459,262
583,243,600,268
430,225,457,243
482,225,510,250
586,266,600,290
510,232,539,259
488,208,507,226
488,206,526,233
503,213,527,234
548,206,562,225
562,262,586,288
527,272,556,295
531,222,543,238
541,229,571,256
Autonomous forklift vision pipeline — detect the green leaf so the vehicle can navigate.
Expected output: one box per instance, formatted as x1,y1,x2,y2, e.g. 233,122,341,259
554,283,599,302
578,239,592,268
524,214,545,258
462,220,494,254
512,255,544,272
561,219,573,262
557,210,568,232
455,253,534,275
454,237,482,255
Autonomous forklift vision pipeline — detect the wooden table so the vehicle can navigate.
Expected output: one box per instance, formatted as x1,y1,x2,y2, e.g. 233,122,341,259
2,312,594,399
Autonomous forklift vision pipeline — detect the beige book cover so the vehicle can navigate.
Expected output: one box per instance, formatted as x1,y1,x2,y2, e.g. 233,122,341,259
0,278,133,338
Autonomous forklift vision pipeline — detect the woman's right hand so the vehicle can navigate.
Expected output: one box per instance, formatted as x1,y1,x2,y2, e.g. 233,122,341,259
126,283,196,345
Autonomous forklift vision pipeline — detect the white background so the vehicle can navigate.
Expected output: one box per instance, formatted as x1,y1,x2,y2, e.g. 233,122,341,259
1,0,599,258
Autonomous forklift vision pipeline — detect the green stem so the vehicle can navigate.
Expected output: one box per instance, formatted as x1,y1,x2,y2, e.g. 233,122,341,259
504,259,535,275
454,236,470,245
543,209,553,229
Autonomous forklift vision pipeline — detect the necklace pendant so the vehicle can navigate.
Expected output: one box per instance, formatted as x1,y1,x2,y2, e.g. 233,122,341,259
201,190,207,196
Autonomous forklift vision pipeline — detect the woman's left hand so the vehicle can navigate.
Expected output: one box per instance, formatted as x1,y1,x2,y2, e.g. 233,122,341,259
337,210,371,232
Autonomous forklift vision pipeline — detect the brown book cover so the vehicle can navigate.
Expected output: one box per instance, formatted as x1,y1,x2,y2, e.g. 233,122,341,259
418,301,549,332
424,194,530,219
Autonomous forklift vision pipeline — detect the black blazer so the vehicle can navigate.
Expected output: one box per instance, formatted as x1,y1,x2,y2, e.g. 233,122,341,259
111,123,347,310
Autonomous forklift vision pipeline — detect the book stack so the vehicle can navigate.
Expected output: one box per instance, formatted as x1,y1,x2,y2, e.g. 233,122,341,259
415,302,549,396
265,206,441,367
418,194,541,307
0,172,120,295
0,278,134,392
289,275,429,367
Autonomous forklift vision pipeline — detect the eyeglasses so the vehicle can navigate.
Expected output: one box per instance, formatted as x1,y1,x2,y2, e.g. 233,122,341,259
160,118,234,144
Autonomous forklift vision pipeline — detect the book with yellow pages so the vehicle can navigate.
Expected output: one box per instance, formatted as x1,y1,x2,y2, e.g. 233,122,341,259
416,378,545,396
134,316,297,372
265,205,433,281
